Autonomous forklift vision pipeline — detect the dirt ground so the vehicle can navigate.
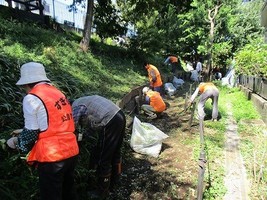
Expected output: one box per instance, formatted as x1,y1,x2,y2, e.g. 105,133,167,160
109,82,200,200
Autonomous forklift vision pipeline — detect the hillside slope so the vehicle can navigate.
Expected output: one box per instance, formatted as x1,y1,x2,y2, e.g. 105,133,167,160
0,17,150,132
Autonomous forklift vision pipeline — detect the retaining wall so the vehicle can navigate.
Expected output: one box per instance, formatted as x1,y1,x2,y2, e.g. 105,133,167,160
239,85,267,124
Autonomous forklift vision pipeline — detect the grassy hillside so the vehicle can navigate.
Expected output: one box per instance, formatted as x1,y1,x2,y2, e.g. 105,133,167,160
0,17,154,131
1,16,266,200
0,17,152,199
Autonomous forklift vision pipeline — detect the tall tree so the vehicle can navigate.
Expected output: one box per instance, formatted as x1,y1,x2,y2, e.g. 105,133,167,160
94,0,126,41
80,0,94,51
206,3,222,79
116,0,192,54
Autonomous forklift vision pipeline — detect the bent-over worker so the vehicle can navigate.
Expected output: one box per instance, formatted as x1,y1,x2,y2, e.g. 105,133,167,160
189,82,219,121
71,95,126,199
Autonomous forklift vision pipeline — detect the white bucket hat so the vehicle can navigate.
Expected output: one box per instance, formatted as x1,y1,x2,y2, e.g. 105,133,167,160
16,62,50,85
142,86,150,94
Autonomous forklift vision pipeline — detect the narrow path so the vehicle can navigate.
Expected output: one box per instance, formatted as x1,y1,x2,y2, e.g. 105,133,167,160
223,102,250,200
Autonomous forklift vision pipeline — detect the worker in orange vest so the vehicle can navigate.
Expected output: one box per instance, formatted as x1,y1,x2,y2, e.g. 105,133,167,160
7,62,79,200
144,62,163,95
140,87,166,119
189,82,219,121
164,55,184,77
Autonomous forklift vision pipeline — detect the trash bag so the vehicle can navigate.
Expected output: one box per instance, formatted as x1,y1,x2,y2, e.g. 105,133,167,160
130,117,169,158
172,76,184,89
164,82,176,96
190,70,199,82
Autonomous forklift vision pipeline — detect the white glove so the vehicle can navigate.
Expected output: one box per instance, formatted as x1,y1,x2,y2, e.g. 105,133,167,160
11,129,23,136
7,137,18,149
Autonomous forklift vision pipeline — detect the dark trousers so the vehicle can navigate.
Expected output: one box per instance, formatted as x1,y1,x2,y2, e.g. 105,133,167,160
90,110,126,177
171,62,178,75
37,156,77,200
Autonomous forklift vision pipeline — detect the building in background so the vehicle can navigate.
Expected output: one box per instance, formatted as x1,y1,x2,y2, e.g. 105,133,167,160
0,0,86,29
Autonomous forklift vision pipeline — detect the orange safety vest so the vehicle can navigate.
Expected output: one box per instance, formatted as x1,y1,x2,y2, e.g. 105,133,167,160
147,91,166,112
147,64,163,87
27,84,79,163
199,82,218,93
169,56,178,63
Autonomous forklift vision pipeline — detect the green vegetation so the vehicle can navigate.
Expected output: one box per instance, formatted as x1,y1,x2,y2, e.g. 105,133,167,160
0,17,149,200
216,84,264,199
0,17,150,130
1,0,267,198
116,0,266,76
196,83,263,199
235,38,267,77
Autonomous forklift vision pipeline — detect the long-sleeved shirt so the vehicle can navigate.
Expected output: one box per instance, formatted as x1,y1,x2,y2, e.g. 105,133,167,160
72,95,120,129
17,82,50,153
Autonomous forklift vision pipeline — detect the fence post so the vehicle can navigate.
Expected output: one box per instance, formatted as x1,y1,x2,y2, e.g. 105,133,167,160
188,102,196,128
184,92,188,110
196,119,206,200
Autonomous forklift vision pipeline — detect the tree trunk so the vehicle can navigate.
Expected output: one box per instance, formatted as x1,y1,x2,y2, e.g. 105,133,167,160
207,4,222,81
80,0,94,52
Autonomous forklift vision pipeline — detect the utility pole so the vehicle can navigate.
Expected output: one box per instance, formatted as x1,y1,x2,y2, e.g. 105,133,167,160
73,7,75,27
52,0,55,19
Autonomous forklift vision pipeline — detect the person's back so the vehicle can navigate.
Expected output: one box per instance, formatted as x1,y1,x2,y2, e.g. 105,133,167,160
72,95,120,127
144,62,163,94
146,91,166,112
7,62,79,200
72,95,126,199
27,83,78,163
199,82,218,93
190,82,219,121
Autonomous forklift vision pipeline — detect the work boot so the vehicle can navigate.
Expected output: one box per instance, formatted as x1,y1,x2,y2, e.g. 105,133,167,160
88,176,110,200
147,113,157,119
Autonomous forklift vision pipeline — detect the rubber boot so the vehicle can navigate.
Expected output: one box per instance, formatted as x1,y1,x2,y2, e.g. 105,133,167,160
88,176,110,200
110,162,122,192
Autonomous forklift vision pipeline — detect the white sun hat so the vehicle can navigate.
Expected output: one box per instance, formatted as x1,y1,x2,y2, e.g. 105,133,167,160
16,62,51,85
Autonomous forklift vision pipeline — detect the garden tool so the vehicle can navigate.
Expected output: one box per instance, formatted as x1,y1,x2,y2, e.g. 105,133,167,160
178,101,193,114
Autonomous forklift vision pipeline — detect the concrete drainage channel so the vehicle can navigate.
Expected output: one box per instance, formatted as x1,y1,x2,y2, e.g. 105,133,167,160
223,102,250,200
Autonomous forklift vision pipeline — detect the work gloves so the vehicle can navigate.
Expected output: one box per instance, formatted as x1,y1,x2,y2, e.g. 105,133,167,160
11,129,23,136
7,137,18,149
6,129,23,149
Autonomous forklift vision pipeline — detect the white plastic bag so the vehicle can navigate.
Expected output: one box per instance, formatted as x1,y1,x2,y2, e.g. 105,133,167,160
172,76,184,89
190,70,199,82
164,82,176,96
130,117,169,158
